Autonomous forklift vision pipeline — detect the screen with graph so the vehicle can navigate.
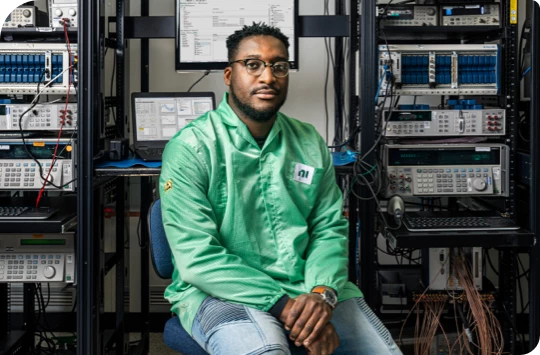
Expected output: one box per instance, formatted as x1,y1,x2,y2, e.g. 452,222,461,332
133,94,215,142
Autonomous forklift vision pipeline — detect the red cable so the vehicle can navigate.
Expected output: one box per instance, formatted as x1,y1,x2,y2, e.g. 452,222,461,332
36,22,73,207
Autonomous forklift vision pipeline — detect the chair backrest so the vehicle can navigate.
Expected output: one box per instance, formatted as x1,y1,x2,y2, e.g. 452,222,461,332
148,199,174,279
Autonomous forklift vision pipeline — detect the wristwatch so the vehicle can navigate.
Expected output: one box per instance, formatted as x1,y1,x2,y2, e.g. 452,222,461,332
311,286,338,309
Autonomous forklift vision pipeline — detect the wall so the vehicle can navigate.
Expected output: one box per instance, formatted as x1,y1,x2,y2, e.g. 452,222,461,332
124,0,338,144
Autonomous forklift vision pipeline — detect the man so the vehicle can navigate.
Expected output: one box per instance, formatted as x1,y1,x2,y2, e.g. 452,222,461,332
160,22,402,355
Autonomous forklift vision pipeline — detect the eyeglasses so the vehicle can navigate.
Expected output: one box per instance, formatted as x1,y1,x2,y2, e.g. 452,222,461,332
229,59,290,78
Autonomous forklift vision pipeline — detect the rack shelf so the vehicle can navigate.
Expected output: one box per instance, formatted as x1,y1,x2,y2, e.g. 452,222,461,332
385,227,534,249
379,26,502,42
0,27,77,39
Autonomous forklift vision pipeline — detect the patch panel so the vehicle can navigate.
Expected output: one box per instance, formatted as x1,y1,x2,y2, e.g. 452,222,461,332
379,44,500,96
0,43,77,95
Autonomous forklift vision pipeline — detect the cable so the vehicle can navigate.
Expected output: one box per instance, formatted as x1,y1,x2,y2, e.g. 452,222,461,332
521,67,531,80
327,123,362,149
187,70,210,92
485,248,499,276
36,23,75,206
519,114,530,143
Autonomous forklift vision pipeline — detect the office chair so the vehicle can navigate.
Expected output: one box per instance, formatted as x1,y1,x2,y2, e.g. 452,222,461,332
148,199,208,355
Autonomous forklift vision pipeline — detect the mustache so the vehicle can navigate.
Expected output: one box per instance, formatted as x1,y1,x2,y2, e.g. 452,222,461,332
250,86,279,95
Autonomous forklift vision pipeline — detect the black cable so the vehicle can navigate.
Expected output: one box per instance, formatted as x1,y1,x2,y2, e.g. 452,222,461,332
109,50,126,140
501,300,526,354
187,70,210,92
136,215,148,248
18,72,76,190
323,26,331,143
485,249,499,276
327,123,362,149
517,254,529,280
519,20,528,73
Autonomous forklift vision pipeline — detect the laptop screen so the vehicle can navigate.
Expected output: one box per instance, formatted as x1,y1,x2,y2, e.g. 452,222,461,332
132,93,215,143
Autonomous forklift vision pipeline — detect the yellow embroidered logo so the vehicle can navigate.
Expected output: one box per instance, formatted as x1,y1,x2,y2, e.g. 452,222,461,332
164,180,173,192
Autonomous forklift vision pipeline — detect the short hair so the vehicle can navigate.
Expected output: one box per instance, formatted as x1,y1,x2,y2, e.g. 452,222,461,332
226,22,290,63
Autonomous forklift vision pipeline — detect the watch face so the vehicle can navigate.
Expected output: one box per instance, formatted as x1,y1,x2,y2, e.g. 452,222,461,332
323,289,338,305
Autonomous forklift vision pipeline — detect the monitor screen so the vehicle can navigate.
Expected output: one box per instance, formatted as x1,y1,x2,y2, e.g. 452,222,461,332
133,95,215,142
176,0,298,71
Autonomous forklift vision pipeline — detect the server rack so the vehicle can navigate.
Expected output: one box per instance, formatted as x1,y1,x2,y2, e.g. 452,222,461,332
0,2,79,355
357,0,539,353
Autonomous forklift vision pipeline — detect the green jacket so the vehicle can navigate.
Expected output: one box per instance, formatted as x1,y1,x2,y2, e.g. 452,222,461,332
159,93,362,335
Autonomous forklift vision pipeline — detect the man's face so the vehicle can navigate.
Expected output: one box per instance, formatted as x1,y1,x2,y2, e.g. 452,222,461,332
224,35,289,123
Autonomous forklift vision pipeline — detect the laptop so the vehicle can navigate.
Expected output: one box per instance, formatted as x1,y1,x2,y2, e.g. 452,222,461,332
131,92,216,161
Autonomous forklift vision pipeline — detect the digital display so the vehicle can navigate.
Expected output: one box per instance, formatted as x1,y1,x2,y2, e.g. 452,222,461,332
387,111,432,122
0,144,72,159
20,239,66,246
442,5,486,16
388,148,501,166
385,6,414,19
176,0,298,71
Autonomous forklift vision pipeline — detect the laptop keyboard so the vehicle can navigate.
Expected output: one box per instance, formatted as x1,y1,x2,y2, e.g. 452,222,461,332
146,149,163,156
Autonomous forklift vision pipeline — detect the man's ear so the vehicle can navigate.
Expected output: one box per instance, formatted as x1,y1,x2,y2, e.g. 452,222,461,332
224,67,232,87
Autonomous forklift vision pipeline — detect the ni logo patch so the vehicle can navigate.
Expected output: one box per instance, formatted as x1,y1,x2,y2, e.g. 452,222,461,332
164,180,173,193
294,163,315,185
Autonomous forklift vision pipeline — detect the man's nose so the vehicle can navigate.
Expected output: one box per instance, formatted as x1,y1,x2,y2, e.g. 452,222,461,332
258,65,277,84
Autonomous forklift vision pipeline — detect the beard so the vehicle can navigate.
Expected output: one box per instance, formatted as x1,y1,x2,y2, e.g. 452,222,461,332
230,85,286,123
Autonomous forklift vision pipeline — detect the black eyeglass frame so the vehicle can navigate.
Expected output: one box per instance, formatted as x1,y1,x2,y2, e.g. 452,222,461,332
228,59,291,78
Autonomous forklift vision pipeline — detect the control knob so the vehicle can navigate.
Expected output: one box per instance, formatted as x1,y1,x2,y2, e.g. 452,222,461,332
43,266,56,279
22,9,31,17
69,8,77,16
472,178,487,191
426,8,436,16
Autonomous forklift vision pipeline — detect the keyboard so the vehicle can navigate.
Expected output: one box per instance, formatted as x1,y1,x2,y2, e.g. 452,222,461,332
135,148,164,162
0,206,58,220
403,211,520,232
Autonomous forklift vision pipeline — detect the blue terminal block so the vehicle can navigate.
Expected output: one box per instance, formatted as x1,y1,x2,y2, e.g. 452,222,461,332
379,44,500,96
0,53,50,84
0,43,77,95
447,99,483,110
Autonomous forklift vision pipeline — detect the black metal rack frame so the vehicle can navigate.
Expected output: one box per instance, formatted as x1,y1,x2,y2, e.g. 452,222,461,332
75,0,540,354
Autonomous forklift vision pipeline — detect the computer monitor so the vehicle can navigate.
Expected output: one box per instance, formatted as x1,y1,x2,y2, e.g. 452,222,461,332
131,92,216,146
175,0,299,72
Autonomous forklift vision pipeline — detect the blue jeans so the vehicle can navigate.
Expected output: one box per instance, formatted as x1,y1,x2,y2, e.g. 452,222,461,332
191,297,403,355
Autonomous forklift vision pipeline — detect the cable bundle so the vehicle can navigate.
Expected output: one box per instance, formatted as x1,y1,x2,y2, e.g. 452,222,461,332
451,252,504,355
399,248,504,355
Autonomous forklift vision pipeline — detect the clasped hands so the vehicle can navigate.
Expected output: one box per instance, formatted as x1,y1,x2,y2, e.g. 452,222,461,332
279,294,339,355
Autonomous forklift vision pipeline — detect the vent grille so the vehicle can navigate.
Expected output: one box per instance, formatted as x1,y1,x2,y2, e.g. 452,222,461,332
9,284,75,313
150,286,169,312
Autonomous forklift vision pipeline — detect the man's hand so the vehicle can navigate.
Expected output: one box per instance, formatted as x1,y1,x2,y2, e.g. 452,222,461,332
284,293,333,347
305,322,340,355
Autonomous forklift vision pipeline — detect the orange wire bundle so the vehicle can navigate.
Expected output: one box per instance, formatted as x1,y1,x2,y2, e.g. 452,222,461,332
400,248,504,355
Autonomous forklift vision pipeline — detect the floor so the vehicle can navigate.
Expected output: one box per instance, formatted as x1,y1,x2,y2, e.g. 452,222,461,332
148,332,181,355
